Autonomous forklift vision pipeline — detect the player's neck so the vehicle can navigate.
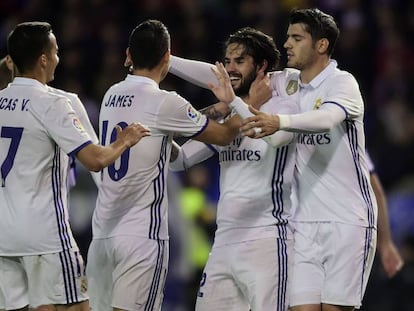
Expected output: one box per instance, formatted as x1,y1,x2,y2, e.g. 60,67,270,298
300,56,330,84
133,63,166,84
18,70,47,85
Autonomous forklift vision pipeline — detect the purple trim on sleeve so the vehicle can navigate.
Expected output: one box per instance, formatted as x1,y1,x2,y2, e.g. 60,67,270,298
322,101,348,119
205,143,218,154
187,118,210,139
68,140,92,157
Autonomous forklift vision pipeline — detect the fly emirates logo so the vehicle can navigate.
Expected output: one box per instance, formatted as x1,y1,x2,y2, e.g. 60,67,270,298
297,132,331,145
219,137,261,162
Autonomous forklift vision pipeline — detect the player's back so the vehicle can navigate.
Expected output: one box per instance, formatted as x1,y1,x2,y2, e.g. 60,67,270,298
0,78,84,255
94,75,207,240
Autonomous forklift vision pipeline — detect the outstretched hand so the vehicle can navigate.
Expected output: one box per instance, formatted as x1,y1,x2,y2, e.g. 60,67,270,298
208,62,236,104
116,122,151,148
248,70,272,109
240,106,280,138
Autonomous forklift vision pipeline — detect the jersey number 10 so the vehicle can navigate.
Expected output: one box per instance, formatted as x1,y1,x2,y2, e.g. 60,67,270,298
100,120,131,181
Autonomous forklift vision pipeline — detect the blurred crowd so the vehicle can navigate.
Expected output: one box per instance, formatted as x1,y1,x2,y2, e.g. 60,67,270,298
1,0,414,310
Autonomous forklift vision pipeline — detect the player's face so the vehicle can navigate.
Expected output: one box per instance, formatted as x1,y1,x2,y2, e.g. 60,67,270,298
224,43,258,97
45,33,60,83
284,23,317,71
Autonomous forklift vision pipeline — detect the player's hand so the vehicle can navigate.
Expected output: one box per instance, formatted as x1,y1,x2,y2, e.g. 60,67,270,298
208,62,236,104
247,70,271,109
379,240,404,278
240,106,280,138
116,122,151,148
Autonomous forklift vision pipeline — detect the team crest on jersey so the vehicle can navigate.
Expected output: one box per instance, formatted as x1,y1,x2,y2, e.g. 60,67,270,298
80,276,88,293
72,117,85,132
313,98,322,110
187,105,201,123
286,80,298,95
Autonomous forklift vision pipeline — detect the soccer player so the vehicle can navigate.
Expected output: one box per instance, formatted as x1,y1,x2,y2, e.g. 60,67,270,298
0,55,100,188
0,21,149,311
169,27,298,311
85,20,260,311
240,8,377,311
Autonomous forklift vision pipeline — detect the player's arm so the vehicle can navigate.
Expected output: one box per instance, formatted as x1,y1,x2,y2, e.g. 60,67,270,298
192,115,241,146
240,103,346,139
169,55,216,89
371,170,404,278
66,93,101,186
75,123,150,172
170,140,215,171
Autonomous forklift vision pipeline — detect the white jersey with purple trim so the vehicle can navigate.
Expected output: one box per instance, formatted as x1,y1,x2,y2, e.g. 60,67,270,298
0,77,92,255
48,86,98,145
93,74,208,241
213,97,298,246
48,86,100,187
287,61,377,228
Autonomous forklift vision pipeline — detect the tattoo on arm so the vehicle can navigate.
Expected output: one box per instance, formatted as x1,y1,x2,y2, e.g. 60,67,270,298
199,104,226,121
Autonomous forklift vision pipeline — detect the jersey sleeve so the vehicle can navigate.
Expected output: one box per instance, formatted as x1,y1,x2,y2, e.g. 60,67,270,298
169,140,216,171
279,104,346,133
65,93,99,144
169,55,216,89
156,92,208,138
324,73,364,119
29,94,92,155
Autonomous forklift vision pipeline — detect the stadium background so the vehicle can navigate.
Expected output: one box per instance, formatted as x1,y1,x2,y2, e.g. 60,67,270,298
1,0,414,310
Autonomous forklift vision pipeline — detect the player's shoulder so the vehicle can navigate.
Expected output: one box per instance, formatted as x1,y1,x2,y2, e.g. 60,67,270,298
327,67,360,91
269,68,300,98
47,86,80,102
29,88,71,117
48,86,81,106
160,89,189,106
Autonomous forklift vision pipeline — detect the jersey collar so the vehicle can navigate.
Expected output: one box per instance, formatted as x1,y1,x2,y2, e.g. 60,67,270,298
299,60,338,89
125,74,159,89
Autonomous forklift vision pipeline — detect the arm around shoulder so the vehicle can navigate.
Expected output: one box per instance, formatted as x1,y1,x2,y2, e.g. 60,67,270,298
75,123,150,172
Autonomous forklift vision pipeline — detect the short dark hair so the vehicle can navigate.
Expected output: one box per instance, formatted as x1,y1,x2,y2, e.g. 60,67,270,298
289,8,340,56
7,22,53,74
128,19,170,70
224,27,280,72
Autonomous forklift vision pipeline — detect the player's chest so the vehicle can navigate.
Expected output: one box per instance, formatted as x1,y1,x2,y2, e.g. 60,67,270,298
298,88,327,112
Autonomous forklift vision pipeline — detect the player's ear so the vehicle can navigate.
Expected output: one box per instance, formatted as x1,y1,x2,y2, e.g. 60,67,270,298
257,59,268,73
39,54,47,69
124,47,132,68
317,38,329,54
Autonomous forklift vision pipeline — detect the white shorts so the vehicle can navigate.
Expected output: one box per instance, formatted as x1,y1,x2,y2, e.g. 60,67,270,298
196,237,293,311
87,236,169,311
0,249,88,310
290,222,376,308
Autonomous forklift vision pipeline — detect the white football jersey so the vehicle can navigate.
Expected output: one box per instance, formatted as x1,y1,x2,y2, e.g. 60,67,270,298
0,77,92,255
93,75,208,240
172,83,299,246
48,86,98,145
48,86,100,187
214,87,299,246
286,61,377,228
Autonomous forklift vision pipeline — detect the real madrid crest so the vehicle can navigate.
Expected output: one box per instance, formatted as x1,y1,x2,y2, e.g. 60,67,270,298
286,80,298,95
313,98,322,110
